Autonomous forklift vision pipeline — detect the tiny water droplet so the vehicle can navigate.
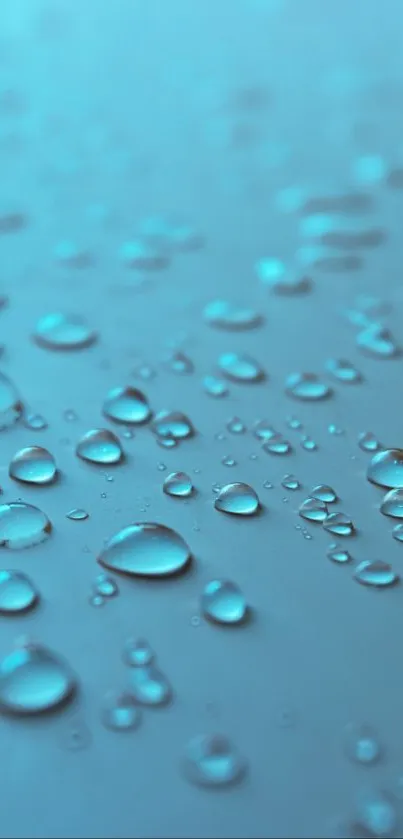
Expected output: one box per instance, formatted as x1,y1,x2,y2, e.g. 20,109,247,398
203,375,229,398
312,485,337,503
359,431,381,452
101,690,141,731
76,429,123,465
152,410,194,440
392,524,403,542
285,373,331,401
357,324,399,358
263,480,274,489
253,420,276,441
33,313,96,351
344,722,381,765
326,358,362,383
214,483,260,516
281,474,300,491
89,593,105,607
218,352,265,383
163,472,193,498
380,489,403,519
367,449,403,489
103,386,151,425
0,372,23,429
354,560,399,588
98,522,192,577
23,412,47,431
286,416,303,431
60,719,92,752
9,446,57,485
0,643,76,714
328,424,344,436
183,734,246,788
226,417,245,434
201,580,247,625
327,543,351,563
128,665,171,706
262,435,291,455
300,435,317,451
299,497,328,522
204,299,261,331
157,462,167,472
323,512,354,536
221,455,237,467
119,239,169,271
0,570,38,613
165,351,193,375
66,508,88,521
122,638,154,667
93,573,119,598
0,502,51,549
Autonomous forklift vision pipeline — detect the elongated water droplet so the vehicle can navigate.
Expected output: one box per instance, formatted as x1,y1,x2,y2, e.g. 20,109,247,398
101,690,141,731
253,420,276,441
98,522,192,577
312,485,337,503
183,734,246,788
23,412,47,431
128,665,171,706
119,239,169,271
0,643,75,714
367,449,403,489
392,524,403,542
152,410,194,440
163,472,193,498
380,489,403,519
344,723,381,765
66,508,88,521
299,497,328,522
281,474,300,491
214,483,260,516
262,435,291,455
103,386,151,425
285,372,331,401
218,352,265,383
0,570,38,613
0,372,23,429
357,324,399,358
354,560,399,588
355,789,397,838
0,502,51,549
326,358,361,383
76,429,123,465
122,638,154,667
165,351,193,375
33,313,96,351
201,579,247,625
327,543,351,563
9,446,57,485
203,375,228,398
226,417,245,434
204,300,261,331
323,512,354,536
359,431,381,452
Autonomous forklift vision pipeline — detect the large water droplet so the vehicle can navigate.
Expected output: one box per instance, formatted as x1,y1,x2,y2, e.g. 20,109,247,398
0,643,75,714
285,373,331,401
0,570,38,613
103,386,151,425
122,638,154,667
327,543,351,563
344,723,381,765
183,734,246,788
163,472,193,498
359,431,381,453
356,324,399,359
218,352,265,383
152,410,194,440
323,512,354,536
128,665,171,706
326,358,362,383
354,560,399,588
201,580,247,625
76,429,123,465
101,690,141,731
367,449,403,489
203,375,229,398
204,300,261,331
312,485,337,503
299,497,328,522
9,446,57,485
98,522,192,577
0,502,51,549
214,483,260,516
0,372,23,429
33,313,96,351
380,489,403,519
355,789,397,838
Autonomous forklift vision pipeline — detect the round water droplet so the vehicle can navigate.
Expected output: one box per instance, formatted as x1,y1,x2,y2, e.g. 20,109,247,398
326,358,361,383
183,734,246,788
152,410,194,440
0,372,23,429
214,483,260,516
367,449,403,489
355,789,397,838
0,502,51,549
66,508,89,521
163,472,193,498
392,524,403,542
253,420,276,441
285,372,331,401
0,570,38,613
357,324,398,358
93,573,119,598
218,352,265,383
327,543,351,563
165,351,193,375
101,690,141,731
33,313,96,351
323,512,354,536
344,722,381,765
312,485,337,503
23,412,47,431
354,560,399,588
299,497,328,522
201,579,247,625
380,489,403,519
128,665,171,706
103,386,151,425
98,522,192,578
262,435,291,455
204,299,261,331
226,417,245,434
122,637,154,667
359,431,381,453
281,474,300,491
76,428,123,465
203,375,229,398
9,446,57,485
0,643,75,714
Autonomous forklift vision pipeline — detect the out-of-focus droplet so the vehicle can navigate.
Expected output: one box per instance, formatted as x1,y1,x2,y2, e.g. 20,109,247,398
0,502,51,549
356,324,399,359
354,560,399,588
23,413,47,431
119,239,169,271
253,420,276,441
122,638,154,668
33,313,96,351
9,446,57,485
203,299,261,331
214,483,260,516
354,789,397,838
326,358,361,383
128,665,171,706
359,431,381,453
0,372,23,429
76,429,123,465
89,593,104,608
63,409,77,422
367,449,403,489
218,352,265,383
323,512,354,536
103,386,151,425
201,579,247,625
312,485,337,503
344,722,381,765
299,497,328,522
285,372,331,401
101,690,141,731
0,570,38,613
203,375,229,398
98,522,192,578
163,472,193,498
93,573,119,598
0,643,76,714
183,734,246,788
165,351,194,375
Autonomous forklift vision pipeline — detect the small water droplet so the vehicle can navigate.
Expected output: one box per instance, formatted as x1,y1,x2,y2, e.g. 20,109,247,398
285,373,331,401
359,431,381,453
328,424,344,436
323,512,354,536
0,373,23,429
356,324,399,359
203,375,229,398
253,420,276,441
221,455,237,467
201,580,247,625
33,313,96,351
286,416,303,431
122,638,154,667
263,480,274,489
257,260,311,295
226,417,245,435
23,412,47,431
9,446,57,485
312,485,337,503
355,789,397,838
157,436,177,449
163,472,193,498
367,449,403,489
0,502,51,549
98,522,192,577
262,435,291,455
93,573,119,598
89,593,105,607
327,543,351,563
103,386,151,425
326,358,362,383
0,570,38,613
63,409,77,422
380,489,403,519
218,352,265,383
76,429,123,465
128,665,171,706
165,351,193,375
344,722,381,765
354,560,399,588
299,497,328,522
392,524,403,542
66,508,88,521
0,643,76,714
183,734,246,788
281,474,300,491
214,483,260,516
152,410,194,440
204,299,261,331
101,690,141,731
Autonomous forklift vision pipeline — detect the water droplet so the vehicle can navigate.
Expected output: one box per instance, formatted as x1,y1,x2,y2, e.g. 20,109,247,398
157,436,177,449
76,428,123,465
23,412,47,431
262,435,291,455
33,313,96,351
214,483,260,516
256,260,311,294
183,734,246,788
157,462,167,472
354,560,399,588
285,373,331,401
98,522,192,578
368,449,403,489
201,579,247,625
312,485,337,503
326,358,362,383
122,638,154,667
327,543,351,563
355,789,397,838
357,324,399,359
286,415,303,431
0,570,38,613
119,239,169,271
344,723,381,765
218,352,265,383
221,455,237,467
328,424,344,436
103,386,151,425
392,524,403,542
301,435,318,452
0,502,51,549
165,351,193,375
128,665,171,706
89,593,104,608
203,375,229,398
9,446,57,485
299,497,328,522
226,417,245,434
93,573,119,598
0,643,76,714
323,512,354,536
101,690,141,731
253,420,276,441
380,489,403,519
66,508,88,521
281,474,300,491
359,431,381,453
0,372,23,429
54,240,92,268
204,299,261,331
63,409,77,423
152,410,194,440
132,363,156,381
163,472,193,498
263,480,274,489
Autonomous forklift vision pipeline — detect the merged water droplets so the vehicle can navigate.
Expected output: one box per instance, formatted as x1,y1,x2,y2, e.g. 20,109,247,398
0,570,38,613
128,665,171,706
354,560,399,588
326,358,361,383
0,643,75,714
182,734,246,788
103,386,151,425
218,352,265,383
201,580,247,625
0,372,23,429
285,373,331,401
152,410,194,440
163,472,194,498
76,429,123,465
356,324,399,359
101,690,141,732
98,522,192,577
204,299,261,331
0,502,51,549
33,313,96,351
214,483,260,516
323,512,354,537
367,449,403,489
9,446,57,485
299,497,328,522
